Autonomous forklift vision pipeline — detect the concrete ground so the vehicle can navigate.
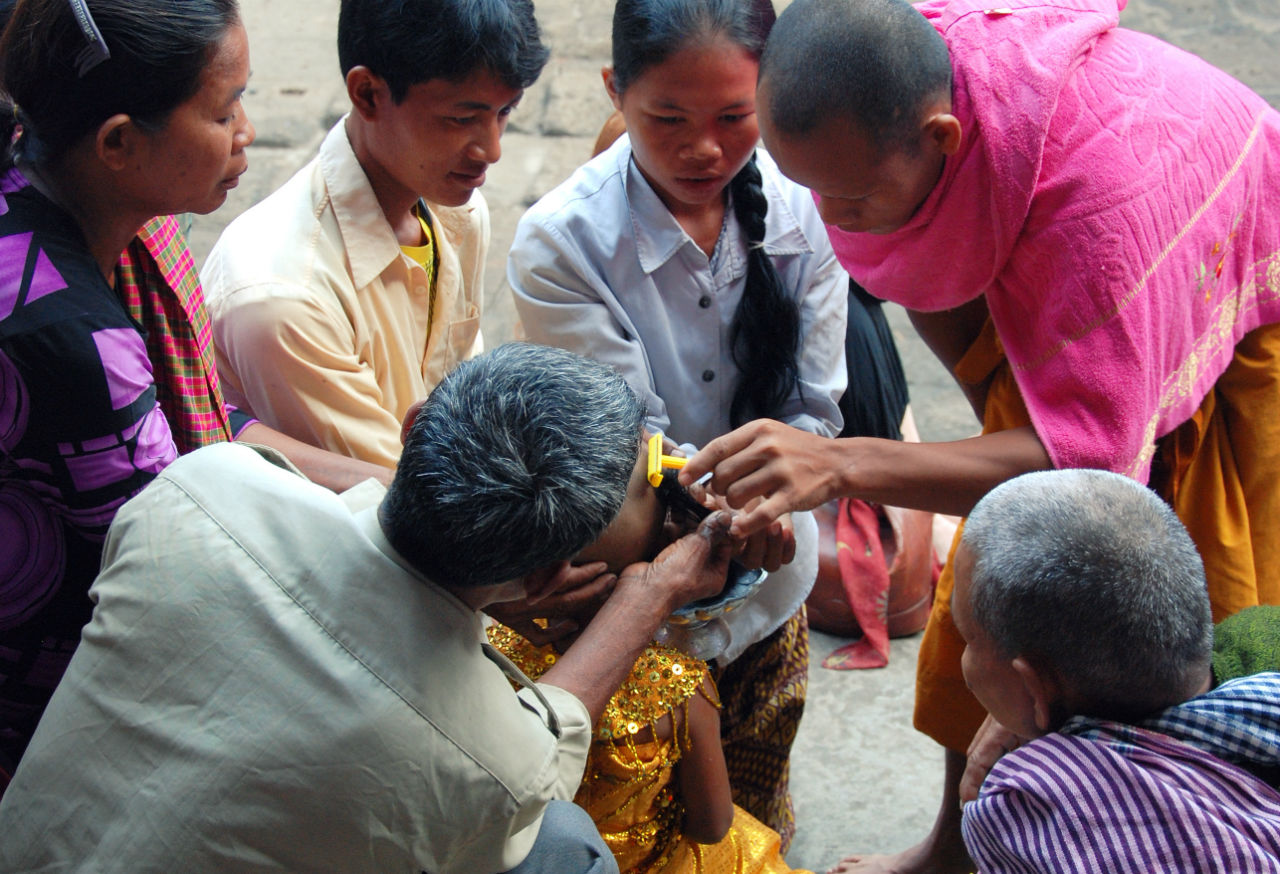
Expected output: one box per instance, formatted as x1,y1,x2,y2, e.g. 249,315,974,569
191,2,1279,870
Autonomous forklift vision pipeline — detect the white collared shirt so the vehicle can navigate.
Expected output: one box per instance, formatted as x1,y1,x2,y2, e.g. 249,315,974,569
509,135,847,450
203,119,487,469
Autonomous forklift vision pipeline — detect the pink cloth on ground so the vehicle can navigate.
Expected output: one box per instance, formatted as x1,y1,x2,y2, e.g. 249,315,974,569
824,497,892,669
824,0,1280,478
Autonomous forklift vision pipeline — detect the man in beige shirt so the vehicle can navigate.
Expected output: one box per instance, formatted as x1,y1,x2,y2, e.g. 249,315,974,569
203,0,545,469
0,344,736,873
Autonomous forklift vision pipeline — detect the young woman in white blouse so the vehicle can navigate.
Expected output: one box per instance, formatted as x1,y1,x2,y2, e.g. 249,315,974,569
507,0,849,850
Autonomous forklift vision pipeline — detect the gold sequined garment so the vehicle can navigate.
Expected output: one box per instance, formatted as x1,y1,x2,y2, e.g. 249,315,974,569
486,624,812,874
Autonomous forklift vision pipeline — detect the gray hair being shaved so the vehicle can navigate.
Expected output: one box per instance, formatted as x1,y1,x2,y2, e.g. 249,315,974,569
963,469,1212,720
381,343,645,588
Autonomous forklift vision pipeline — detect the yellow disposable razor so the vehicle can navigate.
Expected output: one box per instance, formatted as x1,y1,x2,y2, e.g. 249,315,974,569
647,432,687,487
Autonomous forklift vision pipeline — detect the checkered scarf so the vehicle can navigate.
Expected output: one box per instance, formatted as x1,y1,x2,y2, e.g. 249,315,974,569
1069,672,1280,781
116,216,234,454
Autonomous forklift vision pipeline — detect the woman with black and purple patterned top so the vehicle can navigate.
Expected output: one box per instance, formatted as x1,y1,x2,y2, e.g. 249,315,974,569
0,0,256,775
0,0,392,777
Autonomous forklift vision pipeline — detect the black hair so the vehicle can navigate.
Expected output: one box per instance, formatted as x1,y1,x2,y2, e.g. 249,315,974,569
610,0,773,93
0,0,239,172
612,0,801,426
760,0,952,153
337,0,549,102
725,154,801,426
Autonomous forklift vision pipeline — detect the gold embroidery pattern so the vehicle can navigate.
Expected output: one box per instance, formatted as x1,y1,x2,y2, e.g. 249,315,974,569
1127,248,1280,477
485,624,712,874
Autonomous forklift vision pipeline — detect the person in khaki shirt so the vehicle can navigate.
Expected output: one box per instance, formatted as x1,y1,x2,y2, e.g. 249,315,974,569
203,0,545,469
0,344,738,874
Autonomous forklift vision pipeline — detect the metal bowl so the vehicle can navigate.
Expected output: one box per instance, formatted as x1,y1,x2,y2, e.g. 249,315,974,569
667,562,768,627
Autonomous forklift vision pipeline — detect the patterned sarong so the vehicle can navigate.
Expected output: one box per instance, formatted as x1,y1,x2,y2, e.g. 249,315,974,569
714,607,809,852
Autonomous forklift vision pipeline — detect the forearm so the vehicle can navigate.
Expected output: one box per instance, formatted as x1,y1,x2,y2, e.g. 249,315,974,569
236,422,393,492
539,579,677,722
542,516,734,717
839,425,1051,517
676,684,734,843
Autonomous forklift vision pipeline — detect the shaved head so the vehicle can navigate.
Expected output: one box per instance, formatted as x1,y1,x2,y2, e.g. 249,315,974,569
760,0,952,153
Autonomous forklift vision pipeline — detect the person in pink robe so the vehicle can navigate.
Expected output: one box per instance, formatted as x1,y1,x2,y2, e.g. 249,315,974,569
678,0,1280,870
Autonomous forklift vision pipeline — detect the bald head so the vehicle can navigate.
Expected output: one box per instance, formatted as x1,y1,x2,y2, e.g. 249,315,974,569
760,0,952,153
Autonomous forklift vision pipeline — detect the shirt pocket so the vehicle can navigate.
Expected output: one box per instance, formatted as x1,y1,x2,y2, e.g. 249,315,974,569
445,304,481,370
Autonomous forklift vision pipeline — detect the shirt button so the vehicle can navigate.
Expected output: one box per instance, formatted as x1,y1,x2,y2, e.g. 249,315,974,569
702,370,715,382
698,295,712,309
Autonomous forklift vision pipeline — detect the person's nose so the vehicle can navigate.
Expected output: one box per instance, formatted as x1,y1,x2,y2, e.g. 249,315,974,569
234,108,255,152
682,131,722,165
469,116,502,165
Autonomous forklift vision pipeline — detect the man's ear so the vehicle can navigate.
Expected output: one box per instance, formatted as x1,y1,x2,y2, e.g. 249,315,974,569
347,66,388,121
602,66,623,112
923,111,963,157
94,114,136,172
399,399,426,446
523,560,570,601
1012,655,1059,734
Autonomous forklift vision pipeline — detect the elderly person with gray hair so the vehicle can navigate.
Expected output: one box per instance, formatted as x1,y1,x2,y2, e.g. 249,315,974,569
947,469,1280,874
0,343,735,874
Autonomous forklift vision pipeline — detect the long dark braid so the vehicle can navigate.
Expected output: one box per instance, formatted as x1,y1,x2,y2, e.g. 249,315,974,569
726,151,802,427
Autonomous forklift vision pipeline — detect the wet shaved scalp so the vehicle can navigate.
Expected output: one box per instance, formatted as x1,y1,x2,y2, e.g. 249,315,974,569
759,0,952,153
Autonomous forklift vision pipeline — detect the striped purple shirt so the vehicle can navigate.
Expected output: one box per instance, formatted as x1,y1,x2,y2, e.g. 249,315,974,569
963,673,1280,873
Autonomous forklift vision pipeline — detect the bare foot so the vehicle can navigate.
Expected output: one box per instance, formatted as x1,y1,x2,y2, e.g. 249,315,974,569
825,837,972,874
827,749,973,874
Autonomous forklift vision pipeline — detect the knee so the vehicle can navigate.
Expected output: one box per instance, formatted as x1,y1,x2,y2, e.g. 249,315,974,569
503,800,618,874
